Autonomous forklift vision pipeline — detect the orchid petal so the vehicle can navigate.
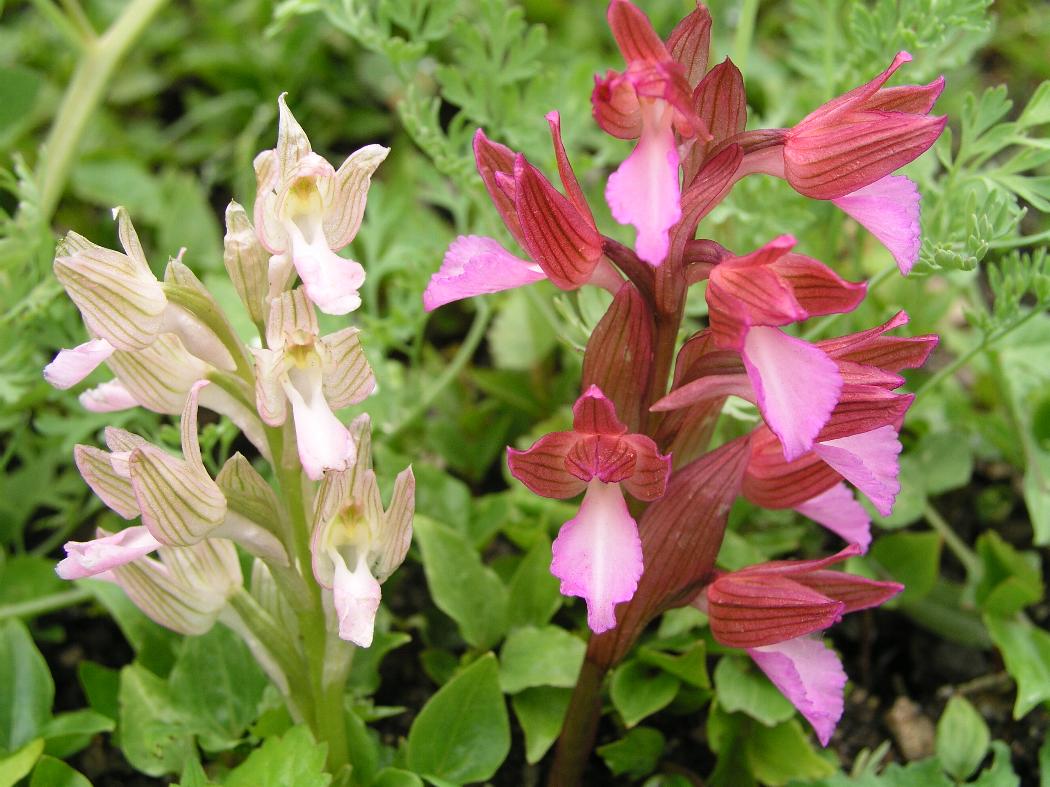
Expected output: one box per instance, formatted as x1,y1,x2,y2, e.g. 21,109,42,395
550,480,643,634
795,483,872,552
748,637,847,746
44,338,115,389
814,425,901,516
332,557,382,647
79,380,139,412
57,526,162,579
742,327,842,462
283,361,355,480
423,236,545,311
832,175,922,274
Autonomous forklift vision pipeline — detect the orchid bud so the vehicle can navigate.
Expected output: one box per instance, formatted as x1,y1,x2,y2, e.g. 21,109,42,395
223,201,270,326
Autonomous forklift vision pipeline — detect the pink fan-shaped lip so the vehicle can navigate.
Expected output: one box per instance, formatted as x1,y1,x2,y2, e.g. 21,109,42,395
423,236,545,311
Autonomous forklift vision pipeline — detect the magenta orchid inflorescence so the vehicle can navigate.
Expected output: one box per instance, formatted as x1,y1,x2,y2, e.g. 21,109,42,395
425,0,943,745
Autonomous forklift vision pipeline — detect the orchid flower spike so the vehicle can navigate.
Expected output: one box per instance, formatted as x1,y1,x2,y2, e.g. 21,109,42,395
253,94,388,315
252,288,375,480
507,386,671,633
593,0,711,266
311,415,414,647
698,546,902,745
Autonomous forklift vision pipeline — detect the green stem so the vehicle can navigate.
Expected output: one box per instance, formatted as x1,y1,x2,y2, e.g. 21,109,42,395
0,588,92,620
30,0,90,50
923,503,980,577
37,0,170,221
387,300,492,441
731,0,760,73
913,308,1042,402
988,227,1050,249
59,0,96,38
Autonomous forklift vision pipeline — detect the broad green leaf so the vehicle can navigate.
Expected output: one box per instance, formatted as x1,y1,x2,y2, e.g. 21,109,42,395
117,663,196,777
488,278,556,371
935,695,990,781
224,725,330,787
597,727,665,779
510,686,571,765
0,620,53,751
637,642,710,689
915,432,974,495
28,756,92,787
406,654,510,783
873,456,925,528
343,707,380,787
87,580,179,675
77,661,120,722
0,66,43,143
869,531,942,603
0,556,66,607
176,758,217,787
498,626,584,693
169,624,268,751
506,536,562,629
414,516,508,649
41,709,114,758
970,741,1021,787
0,738,43,787
984,614,1050,718
70,158,164,219
744,719,835,785
610,660,680,728
712,657,794,727
157,171,223,270
348,628,411,695
975,532,1043,616
371,768,424,787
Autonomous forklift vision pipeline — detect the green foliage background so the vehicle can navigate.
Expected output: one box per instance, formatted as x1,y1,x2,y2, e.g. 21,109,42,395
0,0,1047,784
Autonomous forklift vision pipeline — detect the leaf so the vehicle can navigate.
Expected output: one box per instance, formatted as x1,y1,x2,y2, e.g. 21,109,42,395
371,768,424,787
637,641,710,689
0,66,43,144
157,171,223,270
712,657,794,727
506,535,562,629
510,686,572,765
597,727,665,779
0,556,66,607
936,695,990,781
40,709,114,758
744,719,836,785
414,516,508,649
176,758,218,787
224,725,331,787
77,661,120,722
117,663,196,777
348,629,412,695
970,741,1020,787
498,626,585,693
406,654,510,784
168,624,268,751
86,580,179,675
974,532,1044,616
869,531,942,603
915,432,974,495
0,738,43,787
28,756,92,787
0,620,54,751
984,614,1050,718
610,661,681,728
488,288,557,371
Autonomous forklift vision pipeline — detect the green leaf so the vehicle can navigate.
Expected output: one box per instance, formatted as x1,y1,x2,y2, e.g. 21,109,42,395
610,661,681,728
873,455,925,528
168,625,268,751
0,66,43,143
224,725,331,787
597,726,665,779
915,432,975,495
414,516,508,649
0,738,43,787
157,171,223,270
744,719,835,785
176,758,217,787
406,654,510,783
984,614,1050,718
41,709,114,758
28,756,92,787
869,531,942,603
0,556,66,607
506,536,562,629
971,741,1020,787
77,661,120,722
0,620,54,751
498,626,585,693
935,695,990,781
117,663,196,777
712,657,794,727
348,629,411,695
488,288,557,370
637,642,710,689
86,580,179,675
510,686,571,765
975,532,1044,616
371,768,424,787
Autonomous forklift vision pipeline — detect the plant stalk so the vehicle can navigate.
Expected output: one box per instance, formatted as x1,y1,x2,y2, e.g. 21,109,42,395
547,658,607,787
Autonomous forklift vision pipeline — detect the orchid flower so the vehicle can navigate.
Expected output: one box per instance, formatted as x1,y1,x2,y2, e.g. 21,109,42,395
424,116,620,311
507,386,671,633
699,545,902,744
593,0,710,266
253,95,388,315
311,415,414,646
252,288,374,480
